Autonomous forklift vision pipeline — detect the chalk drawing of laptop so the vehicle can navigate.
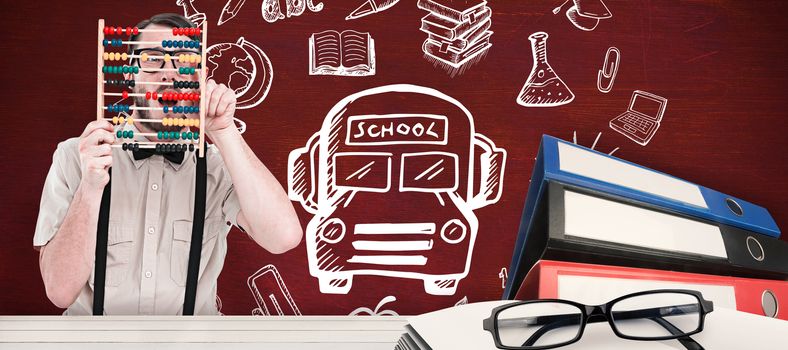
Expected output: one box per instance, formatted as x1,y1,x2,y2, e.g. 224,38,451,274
609,90,668,146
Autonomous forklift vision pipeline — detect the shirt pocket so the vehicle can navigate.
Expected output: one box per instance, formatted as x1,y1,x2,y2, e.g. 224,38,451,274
170,217,224,287
89,222,135,288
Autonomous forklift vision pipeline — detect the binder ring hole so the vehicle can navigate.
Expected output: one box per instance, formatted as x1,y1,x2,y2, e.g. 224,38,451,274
725,198,743,216
761,290,778,318
746,236,765,262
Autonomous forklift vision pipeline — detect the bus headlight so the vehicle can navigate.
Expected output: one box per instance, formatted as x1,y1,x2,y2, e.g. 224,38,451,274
440,219,467,244
319,218,346,244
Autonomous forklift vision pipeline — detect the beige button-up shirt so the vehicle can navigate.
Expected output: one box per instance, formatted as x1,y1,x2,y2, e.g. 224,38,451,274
34,123,243,315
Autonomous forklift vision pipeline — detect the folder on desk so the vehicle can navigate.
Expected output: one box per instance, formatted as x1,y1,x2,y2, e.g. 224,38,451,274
503,135,782,299
516,260,788,320
503,180,788,299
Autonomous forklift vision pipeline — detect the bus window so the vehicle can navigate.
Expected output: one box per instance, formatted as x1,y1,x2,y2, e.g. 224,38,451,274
334,152,392,192
400,152,459,192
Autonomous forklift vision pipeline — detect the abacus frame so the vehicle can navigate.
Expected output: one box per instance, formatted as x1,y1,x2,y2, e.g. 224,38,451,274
96,18,207,157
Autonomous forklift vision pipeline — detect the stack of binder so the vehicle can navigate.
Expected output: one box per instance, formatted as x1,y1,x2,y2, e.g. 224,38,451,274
418,0,493,68
504,135,787,319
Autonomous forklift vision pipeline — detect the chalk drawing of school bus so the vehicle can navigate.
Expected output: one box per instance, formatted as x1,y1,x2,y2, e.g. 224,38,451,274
288,84,506,295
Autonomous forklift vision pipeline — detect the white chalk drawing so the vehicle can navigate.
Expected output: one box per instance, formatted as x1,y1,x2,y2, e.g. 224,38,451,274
206,37,273,110
455,296,468,306
346,0,400,21
418,1,492,77
262,0,323,24
216,295,224,316
517,32,574,108
552,0,612,31
498,267,507,289
248,264,302,316
177,0,207,27
218,0,246,26
572,131,619,155
309,30,375,76
609,90,668,146
287,84,507,295
349,295,400,316
234,116,247,134
597,47,620,93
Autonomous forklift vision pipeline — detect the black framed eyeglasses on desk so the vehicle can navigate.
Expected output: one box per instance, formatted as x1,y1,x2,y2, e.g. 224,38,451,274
483,289,714,350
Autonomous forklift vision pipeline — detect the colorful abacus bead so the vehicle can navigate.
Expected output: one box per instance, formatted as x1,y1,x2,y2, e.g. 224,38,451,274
189,144,195,152
104,39,123,47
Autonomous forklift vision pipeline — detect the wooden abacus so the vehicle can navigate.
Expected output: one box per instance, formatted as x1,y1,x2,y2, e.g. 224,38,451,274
93,18,210,317
97,18,207,157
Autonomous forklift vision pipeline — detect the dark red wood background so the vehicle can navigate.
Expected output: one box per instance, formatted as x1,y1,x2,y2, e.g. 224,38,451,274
1,0,786,315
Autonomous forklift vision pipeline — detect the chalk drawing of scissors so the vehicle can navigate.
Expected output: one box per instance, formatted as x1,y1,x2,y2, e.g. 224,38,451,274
597,47,620,93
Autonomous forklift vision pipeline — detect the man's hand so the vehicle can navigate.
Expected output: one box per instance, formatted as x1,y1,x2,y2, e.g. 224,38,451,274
203,79,237,138
78,120,115,192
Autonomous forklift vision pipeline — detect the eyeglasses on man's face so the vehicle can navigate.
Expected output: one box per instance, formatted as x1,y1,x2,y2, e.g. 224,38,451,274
131,48,201,73
483,290,714,350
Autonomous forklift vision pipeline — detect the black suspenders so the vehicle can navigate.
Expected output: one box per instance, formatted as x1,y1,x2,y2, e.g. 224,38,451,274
92,169,112,315
93,155,207,315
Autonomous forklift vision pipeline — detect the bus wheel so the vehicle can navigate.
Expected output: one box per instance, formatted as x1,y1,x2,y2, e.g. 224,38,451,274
318,275,353,294
423,278,459,295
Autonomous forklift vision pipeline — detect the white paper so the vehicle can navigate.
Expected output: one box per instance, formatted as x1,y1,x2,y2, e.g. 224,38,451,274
557,142,708,209
407,301,788,350
563,190,728,258
557,275,738,309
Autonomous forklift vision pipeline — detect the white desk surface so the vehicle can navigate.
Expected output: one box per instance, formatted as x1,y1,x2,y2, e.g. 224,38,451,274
0,316,409,350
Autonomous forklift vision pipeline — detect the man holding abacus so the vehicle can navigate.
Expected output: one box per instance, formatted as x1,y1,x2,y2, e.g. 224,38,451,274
33,13,303,315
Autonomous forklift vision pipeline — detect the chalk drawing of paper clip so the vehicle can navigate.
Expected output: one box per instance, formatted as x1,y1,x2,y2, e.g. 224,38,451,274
597,47,620,93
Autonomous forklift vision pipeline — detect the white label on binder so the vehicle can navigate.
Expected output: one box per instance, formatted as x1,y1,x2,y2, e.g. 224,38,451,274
557,142,708,209
556,275,737,309
564,190,728,258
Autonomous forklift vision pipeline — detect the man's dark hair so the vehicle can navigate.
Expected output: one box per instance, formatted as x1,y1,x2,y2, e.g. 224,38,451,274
127,13,198,54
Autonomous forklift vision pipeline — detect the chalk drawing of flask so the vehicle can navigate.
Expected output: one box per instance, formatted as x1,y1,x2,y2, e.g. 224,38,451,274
517,32,575,107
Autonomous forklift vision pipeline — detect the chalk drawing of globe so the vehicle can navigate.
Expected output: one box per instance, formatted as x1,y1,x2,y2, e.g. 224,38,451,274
206,37,273,110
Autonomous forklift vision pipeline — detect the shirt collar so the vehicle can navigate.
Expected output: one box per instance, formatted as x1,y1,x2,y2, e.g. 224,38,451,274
118,120,194,172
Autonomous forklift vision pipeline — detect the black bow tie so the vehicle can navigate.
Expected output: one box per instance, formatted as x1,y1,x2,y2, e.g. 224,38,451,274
132,148,185,164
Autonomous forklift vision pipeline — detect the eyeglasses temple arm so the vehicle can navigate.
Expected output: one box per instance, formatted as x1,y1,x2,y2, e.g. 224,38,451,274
647,316,704,350
521,316,581,347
